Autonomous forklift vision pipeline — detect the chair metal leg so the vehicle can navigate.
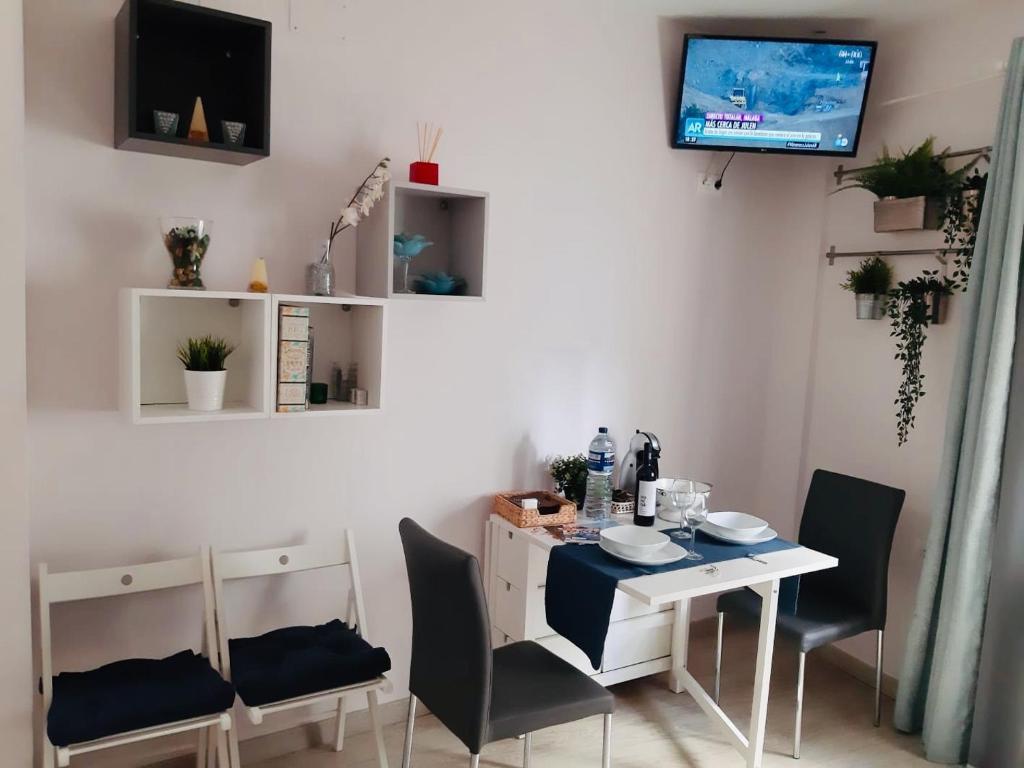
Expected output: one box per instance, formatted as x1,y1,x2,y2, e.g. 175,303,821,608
367,689,389,768
602,713,612,768
523,732,533,767
470,754,480,768
334,696,347,751
714,611,724,704
794,651,805,759
402,695,417,768
874,630,884,727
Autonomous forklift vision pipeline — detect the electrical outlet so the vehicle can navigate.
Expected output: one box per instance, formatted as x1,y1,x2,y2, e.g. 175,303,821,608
697,172,723,194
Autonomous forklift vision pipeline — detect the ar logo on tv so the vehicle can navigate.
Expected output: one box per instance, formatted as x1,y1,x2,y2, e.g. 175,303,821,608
684,118,705,136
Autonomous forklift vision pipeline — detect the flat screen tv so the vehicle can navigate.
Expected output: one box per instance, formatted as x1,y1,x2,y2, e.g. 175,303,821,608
673,34,877,156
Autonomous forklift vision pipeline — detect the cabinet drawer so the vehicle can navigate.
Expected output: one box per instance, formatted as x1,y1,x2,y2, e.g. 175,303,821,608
601,611,673,672
525,586,553,639
492,577,527,641
528,586,669,638
495,527,530,589
535,634,597,675
491,626,512,648
608,590,671,622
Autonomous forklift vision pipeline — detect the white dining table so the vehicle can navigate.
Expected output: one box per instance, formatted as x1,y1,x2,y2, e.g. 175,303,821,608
544,519,837,768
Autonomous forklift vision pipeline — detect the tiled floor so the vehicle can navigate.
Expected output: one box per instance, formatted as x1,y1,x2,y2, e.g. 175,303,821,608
252,627,931,767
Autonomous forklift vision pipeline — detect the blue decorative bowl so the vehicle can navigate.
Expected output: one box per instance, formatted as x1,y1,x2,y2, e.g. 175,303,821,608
415,272,466,295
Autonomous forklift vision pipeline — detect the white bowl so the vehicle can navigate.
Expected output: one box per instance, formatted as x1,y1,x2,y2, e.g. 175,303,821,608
599,526,670,560
704,511,769,538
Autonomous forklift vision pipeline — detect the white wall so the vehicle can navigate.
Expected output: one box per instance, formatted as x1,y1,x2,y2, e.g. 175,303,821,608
24,0,832,761
0,0,34,764
797,2,1021,678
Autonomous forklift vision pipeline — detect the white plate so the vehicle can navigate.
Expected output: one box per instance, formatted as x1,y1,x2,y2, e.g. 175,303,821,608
704,511,769,535
599,538,687,566
699,524,778,545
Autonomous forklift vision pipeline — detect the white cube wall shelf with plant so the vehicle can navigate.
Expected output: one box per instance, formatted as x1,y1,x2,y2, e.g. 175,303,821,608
120,288,271,424
269,294,387,417
355,181,488,300
119,289,387,423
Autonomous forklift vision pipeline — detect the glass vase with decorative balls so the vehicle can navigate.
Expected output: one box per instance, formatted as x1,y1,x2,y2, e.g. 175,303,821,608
306,240,335,296
161,217,211,290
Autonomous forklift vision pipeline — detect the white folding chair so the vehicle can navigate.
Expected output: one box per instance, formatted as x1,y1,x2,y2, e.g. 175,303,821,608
38,549,233,768
211,533,390,768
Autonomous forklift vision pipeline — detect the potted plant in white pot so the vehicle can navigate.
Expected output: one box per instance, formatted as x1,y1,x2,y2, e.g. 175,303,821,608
841,255,894,319
176,335,236,411
835,137,969,232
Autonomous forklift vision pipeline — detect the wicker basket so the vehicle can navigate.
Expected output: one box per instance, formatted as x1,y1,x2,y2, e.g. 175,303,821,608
494,491,577,528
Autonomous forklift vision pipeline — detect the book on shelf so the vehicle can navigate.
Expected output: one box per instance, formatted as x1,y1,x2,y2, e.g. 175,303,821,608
277,305,309,412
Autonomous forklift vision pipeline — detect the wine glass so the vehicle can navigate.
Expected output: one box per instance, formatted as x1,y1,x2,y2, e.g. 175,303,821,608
668,481,695,539
683,493,708,561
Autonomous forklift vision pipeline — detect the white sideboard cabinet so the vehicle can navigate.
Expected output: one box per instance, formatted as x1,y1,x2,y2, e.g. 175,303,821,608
483,514,674,686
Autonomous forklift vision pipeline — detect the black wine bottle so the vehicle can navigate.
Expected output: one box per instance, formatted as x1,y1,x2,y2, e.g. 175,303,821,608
633,442,658,527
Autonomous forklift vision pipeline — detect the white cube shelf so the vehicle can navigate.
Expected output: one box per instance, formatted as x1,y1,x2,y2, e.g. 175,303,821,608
270,294,387,417
356,181,489,300
120,288,271,424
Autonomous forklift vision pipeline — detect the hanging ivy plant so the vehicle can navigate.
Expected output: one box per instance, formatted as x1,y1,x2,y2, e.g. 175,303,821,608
944,168,988,290
887,168,988,445
887,272,953,445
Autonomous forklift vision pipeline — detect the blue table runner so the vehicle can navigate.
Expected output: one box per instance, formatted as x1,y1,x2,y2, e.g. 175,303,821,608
544,529,800,670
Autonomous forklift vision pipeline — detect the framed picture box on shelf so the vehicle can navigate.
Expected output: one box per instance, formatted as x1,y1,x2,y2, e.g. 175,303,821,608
119,288,271,424
269,294,387,418
356,181,489,300
114,0,271,164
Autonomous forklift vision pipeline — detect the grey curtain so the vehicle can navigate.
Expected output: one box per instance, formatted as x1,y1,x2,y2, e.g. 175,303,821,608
894,38,1024,764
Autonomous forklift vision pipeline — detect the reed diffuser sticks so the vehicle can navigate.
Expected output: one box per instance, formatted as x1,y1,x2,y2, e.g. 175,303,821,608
417,122,443,163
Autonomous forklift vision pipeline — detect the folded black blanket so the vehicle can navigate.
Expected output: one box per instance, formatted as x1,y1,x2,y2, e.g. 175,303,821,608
47,650,235,746
229,619,391,706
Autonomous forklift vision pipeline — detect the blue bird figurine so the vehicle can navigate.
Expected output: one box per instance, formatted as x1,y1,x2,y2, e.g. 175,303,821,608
393,233,434,293
393,233,434,262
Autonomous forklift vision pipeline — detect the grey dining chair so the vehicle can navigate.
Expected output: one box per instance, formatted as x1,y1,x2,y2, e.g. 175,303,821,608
714,469,904,759
398,518,614,768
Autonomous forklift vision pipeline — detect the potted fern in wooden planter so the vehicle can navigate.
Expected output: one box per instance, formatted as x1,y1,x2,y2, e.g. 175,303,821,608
842,255,894,319
837,137,967,232
177,335,236,411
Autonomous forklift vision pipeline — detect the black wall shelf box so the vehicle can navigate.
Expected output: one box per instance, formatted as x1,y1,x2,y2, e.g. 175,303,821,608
115,0,271,165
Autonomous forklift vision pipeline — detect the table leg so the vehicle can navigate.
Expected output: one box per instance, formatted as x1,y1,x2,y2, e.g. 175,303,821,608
747,579,780,768
668,598,691,694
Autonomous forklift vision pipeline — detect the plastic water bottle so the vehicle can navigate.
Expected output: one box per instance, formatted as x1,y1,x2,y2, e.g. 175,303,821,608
583,427,616,520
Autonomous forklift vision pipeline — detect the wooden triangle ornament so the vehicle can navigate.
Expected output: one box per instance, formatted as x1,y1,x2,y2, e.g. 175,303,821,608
188,96,209,142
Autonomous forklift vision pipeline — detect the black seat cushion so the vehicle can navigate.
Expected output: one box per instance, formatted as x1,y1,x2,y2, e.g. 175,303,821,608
488,641,614,742
717,589,874,652
229,619,391,706
47,650,235,747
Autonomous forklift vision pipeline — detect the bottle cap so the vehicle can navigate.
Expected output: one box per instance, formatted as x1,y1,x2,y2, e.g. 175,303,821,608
598,427,608,433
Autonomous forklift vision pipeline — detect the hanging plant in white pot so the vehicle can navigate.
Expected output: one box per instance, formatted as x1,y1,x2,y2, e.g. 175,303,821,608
176,335,236,411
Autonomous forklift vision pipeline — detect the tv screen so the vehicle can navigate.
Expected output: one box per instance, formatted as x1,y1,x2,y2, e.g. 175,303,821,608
673,35,876,156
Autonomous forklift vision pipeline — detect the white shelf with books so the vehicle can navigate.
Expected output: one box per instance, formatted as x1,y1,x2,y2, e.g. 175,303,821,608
269,294,387,418
119,288,271,424
356,181,489,300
